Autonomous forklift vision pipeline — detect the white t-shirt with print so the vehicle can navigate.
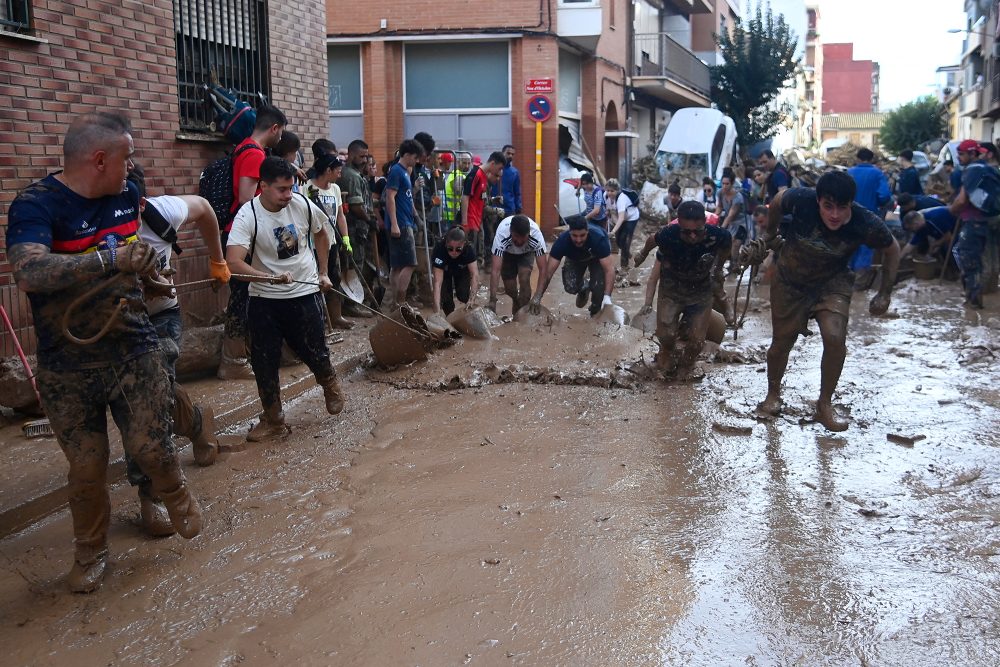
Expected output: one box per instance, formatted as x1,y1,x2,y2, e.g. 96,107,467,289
139,194,188,316
228,193,326,299
304,180,342,240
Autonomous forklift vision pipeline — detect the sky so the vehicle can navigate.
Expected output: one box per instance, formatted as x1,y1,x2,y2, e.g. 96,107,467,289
765,0,968,110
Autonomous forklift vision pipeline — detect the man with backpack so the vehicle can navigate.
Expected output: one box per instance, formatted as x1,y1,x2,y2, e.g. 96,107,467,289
948,140,1000,308
210,106,287,380
225,157,346,441
605,178,641,270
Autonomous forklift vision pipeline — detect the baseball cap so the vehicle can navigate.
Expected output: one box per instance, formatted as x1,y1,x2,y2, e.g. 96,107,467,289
958,139,986,154
472,155,482,166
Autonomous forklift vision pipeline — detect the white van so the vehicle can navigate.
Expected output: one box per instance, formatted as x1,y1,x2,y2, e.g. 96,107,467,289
654,108,737,187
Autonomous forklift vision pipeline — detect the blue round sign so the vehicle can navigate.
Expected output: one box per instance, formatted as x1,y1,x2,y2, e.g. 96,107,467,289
527,94,552,123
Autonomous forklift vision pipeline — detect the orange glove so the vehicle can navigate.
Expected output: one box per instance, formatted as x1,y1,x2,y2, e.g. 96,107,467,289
210,259,231,284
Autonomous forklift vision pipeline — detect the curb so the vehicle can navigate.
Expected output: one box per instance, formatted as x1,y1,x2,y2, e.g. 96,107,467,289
0,351,370,540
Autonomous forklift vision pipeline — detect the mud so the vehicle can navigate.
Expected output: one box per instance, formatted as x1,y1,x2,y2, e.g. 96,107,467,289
446,306,500,340
1,269,999,665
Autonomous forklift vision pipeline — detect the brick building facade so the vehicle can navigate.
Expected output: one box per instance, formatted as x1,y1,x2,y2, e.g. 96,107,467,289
821,42,879,114
0,0,328,356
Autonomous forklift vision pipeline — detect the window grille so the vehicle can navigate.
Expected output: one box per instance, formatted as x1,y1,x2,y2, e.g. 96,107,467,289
173,0,270,131
0,0,32,33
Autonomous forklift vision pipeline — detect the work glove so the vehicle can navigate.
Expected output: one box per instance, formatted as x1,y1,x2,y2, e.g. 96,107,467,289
209,259,231,284
341,235,353,255
602,294,613,308
115,241,157,275
764,234,784,253
527,296,542,315
637,304,653,316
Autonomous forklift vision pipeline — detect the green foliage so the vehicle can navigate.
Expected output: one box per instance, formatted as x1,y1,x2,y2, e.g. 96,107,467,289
880,96,947,154
710,1,800,148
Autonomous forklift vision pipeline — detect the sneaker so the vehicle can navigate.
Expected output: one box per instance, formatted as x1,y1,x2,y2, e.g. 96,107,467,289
576,280,590,309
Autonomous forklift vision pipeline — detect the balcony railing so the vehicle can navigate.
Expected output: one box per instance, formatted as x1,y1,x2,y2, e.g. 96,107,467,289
634,32,711,97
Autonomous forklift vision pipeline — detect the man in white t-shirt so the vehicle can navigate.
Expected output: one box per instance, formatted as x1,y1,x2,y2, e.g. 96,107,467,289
225,157,345,441
604,178,641,270
487,214,548,314
126,166,231,538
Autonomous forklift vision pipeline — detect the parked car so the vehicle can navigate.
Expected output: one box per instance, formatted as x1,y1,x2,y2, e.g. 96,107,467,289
654,108,737,190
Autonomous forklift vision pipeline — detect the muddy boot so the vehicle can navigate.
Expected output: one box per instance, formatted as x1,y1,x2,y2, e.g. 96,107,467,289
575,280,590,309
156,483,203,539
320,375,346,415
327,294,355,329
67,546,110,594
247,404,290,442
343,300,374,318
191,406,219,467
814,401,849,432
217,336,255,380
139,487,176,538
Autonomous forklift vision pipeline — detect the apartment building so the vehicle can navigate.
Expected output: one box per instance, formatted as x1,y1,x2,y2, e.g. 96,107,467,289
326,0,726,228
821,43,879,114
0,0,329,354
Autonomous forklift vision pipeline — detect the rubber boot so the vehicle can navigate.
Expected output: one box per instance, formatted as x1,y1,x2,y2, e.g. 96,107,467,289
247,403,290,442
217,335,255,380
67,546,109,594
191,406,219,466
319,375,346,415
327,294,355,329
174,385,218,467
156,482,203,539
139,486,176,538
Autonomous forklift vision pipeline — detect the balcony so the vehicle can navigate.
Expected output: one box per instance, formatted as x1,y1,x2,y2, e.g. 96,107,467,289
557,0,602,52
961,86,982,116
984,72,1000,118
664,0,713,14
632,32,712,107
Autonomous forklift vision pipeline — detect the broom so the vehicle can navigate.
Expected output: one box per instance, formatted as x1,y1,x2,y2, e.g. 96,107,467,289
0,305,53,438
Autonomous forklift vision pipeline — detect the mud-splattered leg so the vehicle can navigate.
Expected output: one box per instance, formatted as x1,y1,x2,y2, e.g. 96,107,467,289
813,309,849,432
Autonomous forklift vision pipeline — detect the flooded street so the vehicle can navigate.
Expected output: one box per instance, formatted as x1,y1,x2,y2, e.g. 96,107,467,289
1,271,999,666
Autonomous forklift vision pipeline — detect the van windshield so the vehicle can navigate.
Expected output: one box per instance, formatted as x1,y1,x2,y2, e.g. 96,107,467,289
656,151,708,176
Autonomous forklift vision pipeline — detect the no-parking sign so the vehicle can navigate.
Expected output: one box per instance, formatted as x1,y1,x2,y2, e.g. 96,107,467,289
526,94,552,123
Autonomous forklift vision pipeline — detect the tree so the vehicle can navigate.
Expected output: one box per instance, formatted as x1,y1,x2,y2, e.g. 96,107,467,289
879,96,947,154
710,2,800,149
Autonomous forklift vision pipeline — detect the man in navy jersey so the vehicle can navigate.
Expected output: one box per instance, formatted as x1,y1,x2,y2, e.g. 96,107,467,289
5,112,203,593
529,217,616,316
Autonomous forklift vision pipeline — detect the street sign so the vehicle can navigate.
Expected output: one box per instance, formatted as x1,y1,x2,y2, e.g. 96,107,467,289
525,78,554,94
526,94,552,123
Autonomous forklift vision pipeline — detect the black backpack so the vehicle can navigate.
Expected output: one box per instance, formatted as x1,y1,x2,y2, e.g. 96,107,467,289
198,142,263,231
621,188,640,208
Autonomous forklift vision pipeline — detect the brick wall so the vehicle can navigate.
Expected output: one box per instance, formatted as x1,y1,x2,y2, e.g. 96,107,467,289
327,0,552,35
0,0,327,356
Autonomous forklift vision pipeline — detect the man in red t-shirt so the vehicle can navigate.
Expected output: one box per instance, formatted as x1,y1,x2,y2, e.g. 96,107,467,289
461,151,505,258
219,106,287,380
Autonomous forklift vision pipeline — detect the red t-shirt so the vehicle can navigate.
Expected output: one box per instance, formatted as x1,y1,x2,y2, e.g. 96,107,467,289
462,165,488,231
230,138,266,217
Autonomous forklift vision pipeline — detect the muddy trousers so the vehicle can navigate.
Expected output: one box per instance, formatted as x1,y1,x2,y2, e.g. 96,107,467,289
655,293,713,372
440,269,472,315
36,352,182,563
223,277,250,343
954,219,989,299
248,293,335,412
562,258,605,313
125,309,207,488
615,220,638,268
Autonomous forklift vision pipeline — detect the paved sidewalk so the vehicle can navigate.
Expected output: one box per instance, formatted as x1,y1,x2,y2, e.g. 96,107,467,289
0,322,375,538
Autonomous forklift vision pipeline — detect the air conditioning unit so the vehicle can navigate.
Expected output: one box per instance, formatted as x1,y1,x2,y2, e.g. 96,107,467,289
993,42,1000,59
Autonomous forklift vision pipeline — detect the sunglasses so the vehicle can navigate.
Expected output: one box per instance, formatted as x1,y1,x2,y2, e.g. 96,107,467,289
446,245,464,253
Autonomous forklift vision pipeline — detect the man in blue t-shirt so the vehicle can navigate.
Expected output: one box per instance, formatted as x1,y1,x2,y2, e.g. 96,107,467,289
757,172,899,432
901,206,956,262
897,192,943,216
385,138,422,308
634,201,731,381
529,218,616,316
5,112,202,593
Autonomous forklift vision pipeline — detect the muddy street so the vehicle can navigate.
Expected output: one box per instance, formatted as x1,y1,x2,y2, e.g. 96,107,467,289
1,271,999,666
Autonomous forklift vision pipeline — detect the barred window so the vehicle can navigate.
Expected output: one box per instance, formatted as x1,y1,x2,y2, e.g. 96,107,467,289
173,0,271,132
0,0,32,33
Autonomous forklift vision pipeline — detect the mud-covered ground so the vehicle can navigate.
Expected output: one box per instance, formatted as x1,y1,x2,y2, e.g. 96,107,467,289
0,269,998,666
